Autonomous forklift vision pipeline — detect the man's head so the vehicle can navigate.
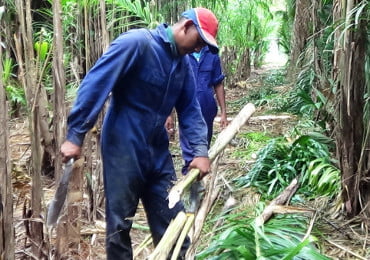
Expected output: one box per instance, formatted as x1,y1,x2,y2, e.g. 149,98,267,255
181,8,219,54
172,7,219,56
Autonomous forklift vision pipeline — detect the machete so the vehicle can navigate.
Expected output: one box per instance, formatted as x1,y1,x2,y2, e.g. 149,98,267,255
46,158,74,227
188,181,202,213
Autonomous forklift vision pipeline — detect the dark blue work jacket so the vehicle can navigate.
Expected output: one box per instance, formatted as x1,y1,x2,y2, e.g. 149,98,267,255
66,24,208,174
188,46,225,143
189,46,225,96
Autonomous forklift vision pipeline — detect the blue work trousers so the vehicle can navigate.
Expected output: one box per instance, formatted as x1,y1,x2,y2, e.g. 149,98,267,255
102,149,189,259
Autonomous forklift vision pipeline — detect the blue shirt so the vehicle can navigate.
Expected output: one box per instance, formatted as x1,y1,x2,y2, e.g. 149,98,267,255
189,46,225,94
66,24,208,161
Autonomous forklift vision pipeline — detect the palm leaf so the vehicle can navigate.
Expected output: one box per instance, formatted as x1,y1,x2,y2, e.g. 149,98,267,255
198,213,329,260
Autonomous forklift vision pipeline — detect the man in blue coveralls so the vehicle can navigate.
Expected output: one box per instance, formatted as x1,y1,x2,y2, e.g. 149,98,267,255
60,7,219,260
166,46,228,174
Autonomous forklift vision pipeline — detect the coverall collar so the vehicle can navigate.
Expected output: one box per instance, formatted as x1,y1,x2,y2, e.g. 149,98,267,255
192,46,207,61
159,24,179,57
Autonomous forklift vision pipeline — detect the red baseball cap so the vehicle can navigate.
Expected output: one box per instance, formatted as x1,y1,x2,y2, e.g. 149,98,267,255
181,7,219,54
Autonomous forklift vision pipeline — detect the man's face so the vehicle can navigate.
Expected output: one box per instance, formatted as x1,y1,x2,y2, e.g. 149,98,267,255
176,22,207,56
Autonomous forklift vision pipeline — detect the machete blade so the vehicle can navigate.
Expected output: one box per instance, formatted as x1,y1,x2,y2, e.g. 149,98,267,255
46,158,74,227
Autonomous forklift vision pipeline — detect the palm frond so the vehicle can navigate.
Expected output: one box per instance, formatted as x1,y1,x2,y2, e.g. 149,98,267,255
236,131,340,200
197,211,330,260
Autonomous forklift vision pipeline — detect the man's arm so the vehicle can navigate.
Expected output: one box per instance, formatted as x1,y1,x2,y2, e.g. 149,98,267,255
175,60,210,177
66,32,145,148
214,82,228,128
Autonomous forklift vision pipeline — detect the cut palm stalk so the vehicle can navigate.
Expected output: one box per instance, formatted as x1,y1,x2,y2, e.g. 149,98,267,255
147,211,187,260
168,103,256,208
168,168,199,209
170,213,195,260
155,103,256,259
208,103,256,160
133,234,152,258
255,176,300,226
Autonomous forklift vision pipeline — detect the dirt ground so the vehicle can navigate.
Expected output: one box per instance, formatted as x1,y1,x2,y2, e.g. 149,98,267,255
9,65,369,259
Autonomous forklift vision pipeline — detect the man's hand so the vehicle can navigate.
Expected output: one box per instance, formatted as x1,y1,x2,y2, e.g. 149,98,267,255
164,114,175,141
165,115,175,138
189,156,211,180
60,140,81,163
219,113,228,129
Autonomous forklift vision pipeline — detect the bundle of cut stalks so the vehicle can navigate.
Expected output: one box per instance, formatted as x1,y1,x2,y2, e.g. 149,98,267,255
148,103,256,260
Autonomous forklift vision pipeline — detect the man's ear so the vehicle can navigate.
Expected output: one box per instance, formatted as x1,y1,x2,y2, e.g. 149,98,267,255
183,19,195,31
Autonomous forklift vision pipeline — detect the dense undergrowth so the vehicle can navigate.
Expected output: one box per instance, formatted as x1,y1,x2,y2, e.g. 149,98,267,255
195,68,344,259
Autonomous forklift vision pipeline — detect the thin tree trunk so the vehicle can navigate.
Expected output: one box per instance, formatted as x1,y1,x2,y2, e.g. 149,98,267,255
100,0,110,52
52,0,66,196
221,46,237,87
17,0,55,175
333,0,369,217
0,34,15,260
84,3,91,71
52,0,74,256
30,106,45,258
15,0,46,256
289,0,311,75
235,48,251,82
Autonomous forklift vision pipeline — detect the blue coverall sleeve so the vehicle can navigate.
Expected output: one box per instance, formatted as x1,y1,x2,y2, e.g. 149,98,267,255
175,66,209,158
211,54,225,86
66,31,148,146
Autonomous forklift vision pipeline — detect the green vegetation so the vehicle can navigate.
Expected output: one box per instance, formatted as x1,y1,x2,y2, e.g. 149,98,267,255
198,208,330,260
236,132,340,200
227,69,288,113
232,132,272,162
2,57,26,114
201,65,340,259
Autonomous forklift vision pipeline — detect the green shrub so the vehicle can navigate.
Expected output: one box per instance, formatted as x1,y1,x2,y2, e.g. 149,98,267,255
236,132,340,200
